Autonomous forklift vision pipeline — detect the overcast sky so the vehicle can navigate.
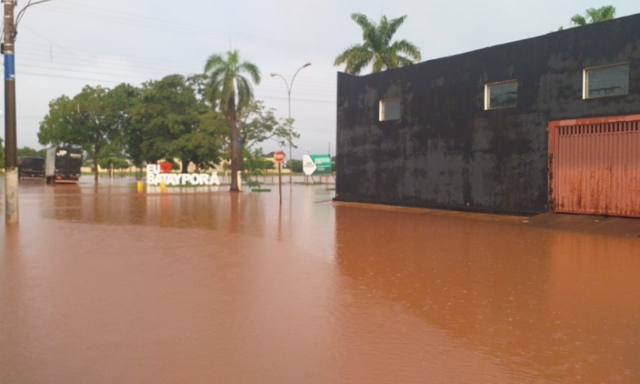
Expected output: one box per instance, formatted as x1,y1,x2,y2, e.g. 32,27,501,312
2,0,639,158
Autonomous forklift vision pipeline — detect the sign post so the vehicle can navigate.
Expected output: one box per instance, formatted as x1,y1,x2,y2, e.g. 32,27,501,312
274,150,285,205
302,154,331,184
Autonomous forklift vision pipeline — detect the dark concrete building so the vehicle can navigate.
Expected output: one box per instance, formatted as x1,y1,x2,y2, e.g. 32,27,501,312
335,14,640,217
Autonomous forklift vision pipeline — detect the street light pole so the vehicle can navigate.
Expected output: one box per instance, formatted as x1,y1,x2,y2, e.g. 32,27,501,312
4,0,18,224
270,62,311,184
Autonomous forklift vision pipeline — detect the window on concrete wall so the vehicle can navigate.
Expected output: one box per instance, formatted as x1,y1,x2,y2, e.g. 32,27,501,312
485,80,518,110
379,98,401,121
583,63,629,99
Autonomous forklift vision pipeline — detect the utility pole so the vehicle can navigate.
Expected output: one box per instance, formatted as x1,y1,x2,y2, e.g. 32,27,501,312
4,0,18,224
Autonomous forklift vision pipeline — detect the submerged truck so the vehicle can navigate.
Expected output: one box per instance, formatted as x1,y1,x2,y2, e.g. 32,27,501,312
45,147,83,184
17,156,45,179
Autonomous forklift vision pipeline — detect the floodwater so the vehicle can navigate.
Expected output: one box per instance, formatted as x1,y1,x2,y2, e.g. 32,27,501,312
1,177,639,384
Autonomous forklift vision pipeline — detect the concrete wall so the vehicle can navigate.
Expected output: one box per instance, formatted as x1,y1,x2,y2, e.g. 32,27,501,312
335,14,640,215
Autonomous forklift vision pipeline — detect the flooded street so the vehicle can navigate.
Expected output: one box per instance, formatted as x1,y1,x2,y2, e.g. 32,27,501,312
1,177,639,384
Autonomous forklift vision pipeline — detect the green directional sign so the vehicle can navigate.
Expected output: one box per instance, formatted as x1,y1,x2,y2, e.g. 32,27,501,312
310,154,332,175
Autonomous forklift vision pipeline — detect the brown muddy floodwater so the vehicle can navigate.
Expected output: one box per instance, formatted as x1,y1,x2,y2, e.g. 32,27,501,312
1,177,640,384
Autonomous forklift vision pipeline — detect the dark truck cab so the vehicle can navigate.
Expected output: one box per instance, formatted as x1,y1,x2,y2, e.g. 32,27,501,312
45,147,83,184
17,156,45,179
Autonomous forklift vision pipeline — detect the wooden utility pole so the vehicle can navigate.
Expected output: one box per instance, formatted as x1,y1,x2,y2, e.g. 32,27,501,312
4,0,18,224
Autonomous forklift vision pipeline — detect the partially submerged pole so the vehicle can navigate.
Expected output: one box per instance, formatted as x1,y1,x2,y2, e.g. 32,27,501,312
3,0,18,224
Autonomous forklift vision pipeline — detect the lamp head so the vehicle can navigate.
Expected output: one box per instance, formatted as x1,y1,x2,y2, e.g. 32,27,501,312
303,62,311,68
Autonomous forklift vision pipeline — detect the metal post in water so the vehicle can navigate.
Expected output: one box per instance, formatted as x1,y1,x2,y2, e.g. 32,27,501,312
3,0,18,224
278,162,282,206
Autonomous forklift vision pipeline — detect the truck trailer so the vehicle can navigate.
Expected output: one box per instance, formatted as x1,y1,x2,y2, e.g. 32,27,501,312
45,147,83,184
17,156,45,179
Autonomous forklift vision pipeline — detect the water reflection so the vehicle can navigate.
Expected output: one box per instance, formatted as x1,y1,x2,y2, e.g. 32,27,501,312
333,205,640,383
37,181,337,257
2,181,341,384
2,178,639,384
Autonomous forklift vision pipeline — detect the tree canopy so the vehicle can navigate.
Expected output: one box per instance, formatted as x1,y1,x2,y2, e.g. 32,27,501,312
571,5,616,26
559,5,616,30
204,49,261,191
39,84,138,184
37,76,235,180
98,156,129,172
334,13,421,75
129,74,226,172
242,147,275,189
17,147,47,158
36,65,300,184
238,100,299,157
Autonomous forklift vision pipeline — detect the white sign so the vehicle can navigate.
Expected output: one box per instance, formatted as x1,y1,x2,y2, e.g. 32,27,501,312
302,154,317,176
146,164,221,186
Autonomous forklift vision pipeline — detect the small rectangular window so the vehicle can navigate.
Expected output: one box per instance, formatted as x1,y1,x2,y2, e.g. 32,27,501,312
379,98,401,121
485,80,518,110
583,63,629,99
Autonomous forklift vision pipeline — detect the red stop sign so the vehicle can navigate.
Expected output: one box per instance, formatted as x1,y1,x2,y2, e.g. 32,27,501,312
274,151,285,163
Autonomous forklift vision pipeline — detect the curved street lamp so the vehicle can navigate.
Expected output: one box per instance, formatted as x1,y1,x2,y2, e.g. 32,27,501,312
270,62,311,184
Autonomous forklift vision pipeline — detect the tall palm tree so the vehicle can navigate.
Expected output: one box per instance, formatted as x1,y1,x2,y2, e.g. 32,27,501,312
334,13,421,75
571,5,616,26
204,49,261,192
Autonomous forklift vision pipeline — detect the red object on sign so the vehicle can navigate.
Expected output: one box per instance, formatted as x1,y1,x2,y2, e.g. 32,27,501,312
274,151,285,163
160,162,172,173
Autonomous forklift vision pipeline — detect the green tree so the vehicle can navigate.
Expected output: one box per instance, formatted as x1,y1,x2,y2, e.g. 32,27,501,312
98,156,130,177
204,49,261,191
170,109,227,172
242,147,274,189
174,75,228,172
38,84,138,185
238,100,300,161
17,147,47,158
105,83,140,167
571,5,616,26
129,74,225,172
288,159,303,173
37,95,78,147
334,13,421,75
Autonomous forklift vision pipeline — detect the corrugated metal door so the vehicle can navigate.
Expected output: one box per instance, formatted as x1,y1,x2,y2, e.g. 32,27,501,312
548,115,640,218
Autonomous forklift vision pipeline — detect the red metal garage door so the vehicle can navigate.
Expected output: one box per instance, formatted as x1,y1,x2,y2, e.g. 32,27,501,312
548,115,640,218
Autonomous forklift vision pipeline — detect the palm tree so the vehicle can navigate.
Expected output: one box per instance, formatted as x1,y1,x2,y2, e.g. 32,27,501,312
334,13,421,75
204,49,261,192
571,5,616,26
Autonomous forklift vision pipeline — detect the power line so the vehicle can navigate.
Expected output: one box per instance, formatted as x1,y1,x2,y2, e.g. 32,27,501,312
52,1,340,56
17,63,337,99
17,41,338,93
19,32,193,69
15,71,337,105
18,70,139,84
16,47,338,95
